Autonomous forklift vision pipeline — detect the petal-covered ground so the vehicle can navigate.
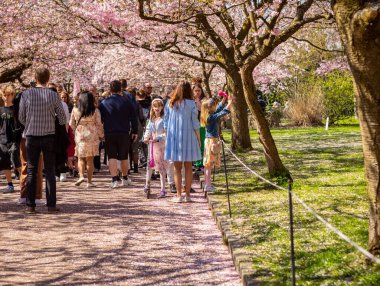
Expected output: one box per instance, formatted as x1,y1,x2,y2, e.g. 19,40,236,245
0,169,240,286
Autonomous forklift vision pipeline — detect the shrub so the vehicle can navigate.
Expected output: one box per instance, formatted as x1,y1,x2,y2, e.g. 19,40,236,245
266,70,354,126
285,84,325,126
319,71,355,124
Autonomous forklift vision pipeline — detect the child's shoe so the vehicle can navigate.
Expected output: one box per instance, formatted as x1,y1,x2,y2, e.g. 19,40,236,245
2,185,14,193
143,185,150,199
158,190,166,198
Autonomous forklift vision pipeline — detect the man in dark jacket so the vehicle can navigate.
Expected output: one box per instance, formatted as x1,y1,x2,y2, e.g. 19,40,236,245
99,80,138,189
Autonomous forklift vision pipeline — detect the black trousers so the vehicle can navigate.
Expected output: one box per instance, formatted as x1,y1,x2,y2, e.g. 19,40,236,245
26,135,56,207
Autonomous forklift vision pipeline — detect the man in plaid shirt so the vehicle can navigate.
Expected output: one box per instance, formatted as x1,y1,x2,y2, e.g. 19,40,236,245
19,67,66,214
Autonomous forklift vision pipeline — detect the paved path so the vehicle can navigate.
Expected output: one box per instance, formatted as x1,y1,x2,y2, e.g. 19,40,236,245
0,169,240,285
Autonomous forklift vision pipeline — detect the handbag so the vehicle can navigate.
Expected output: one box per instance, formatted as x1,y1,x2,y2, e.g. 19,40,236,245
149,142,155,168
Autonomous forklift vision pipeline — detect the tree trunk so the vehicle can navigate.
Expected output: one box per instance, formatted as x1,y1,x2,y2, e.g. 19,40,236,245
203,74,213,98
0,61,32,84
202,62,214,98
226,69,252,150
241,65,290,177
333,1,380,257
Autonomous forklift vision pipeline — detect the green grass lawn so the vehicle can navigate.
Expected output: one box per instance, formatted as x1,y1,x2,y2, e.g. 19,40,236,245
212,120,380,285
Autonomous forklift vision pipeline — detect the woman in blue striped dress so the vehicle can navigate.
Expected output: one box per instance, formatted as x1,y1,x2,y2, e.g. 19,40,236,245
164,81,201,203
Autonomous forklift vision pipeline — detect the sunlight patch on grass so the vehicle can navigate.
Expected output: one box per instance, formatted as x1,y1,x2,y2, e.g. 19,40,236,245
212,124,380,285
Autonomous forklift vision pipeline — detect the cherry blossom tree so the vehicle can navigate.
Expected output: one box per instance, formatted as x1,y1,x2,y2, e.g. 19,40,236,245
135,0,333,176
91,45,211,90
0,1,105,86
46,0,332,176
1,0,335,176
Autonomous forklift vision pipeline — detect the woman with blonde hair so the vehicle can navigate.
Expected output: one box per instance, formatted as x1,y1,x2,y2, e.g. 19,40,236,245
0,85,21,193
200,95,232,192
164,81,201,202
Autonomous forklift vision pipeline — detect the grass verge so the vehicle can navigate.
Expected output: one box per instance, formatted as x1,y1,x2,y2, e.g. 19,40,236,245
211,122,380,285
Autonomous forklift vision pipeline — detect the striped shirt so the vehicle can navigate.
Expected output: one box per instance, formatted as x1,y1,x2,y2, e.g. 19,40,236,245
19,87,66,136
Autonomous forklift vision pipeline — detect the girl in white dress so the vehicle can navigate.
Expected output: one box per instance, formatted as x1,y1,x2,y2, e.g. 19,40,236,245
143,98,168,198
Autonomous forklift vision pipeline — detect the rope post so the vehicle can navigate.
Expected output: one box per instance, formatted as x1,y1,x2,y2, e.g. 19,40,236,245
222,141,232,218
288,179,296,286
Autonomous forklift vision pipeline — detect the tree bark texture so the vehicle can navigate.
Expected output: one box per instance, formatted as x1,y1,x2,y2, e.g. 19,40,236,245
226,69,252,150
0,61,32,84
201,62,215,98
333,0,380,256
240,65,289,177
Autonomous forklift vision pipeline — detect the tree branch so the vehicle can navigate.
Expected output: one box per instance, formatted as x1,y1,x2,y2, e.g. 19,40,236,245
291,36,344,53
171,45,226,69
0,61,33,84
195,13,229,57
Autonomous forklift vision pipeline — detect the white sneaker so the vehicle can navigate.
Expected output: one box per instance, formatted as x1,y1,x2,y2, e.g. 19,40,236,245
55,176,60,182
60,173,67,182
75,177,85,186
17,197,26,205
111,181,119,189
172,196,184,203
205,185,216,193
35,199,45,206
185,196,192,203
121,178,132,186
86,182,96,188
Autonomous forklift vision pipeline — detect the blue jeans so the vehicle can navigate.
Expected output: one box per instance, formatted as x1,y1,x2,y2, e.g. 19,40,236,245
26,135,56,207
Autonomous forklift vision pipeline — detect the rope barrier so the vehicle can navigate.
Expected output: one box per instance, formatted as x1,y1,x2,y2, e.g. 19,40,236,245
222,141,380,265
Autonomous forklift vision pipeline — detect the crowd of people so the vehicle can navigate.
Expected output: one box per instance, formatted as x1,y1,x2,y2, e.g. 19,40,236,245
0,67,233,213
